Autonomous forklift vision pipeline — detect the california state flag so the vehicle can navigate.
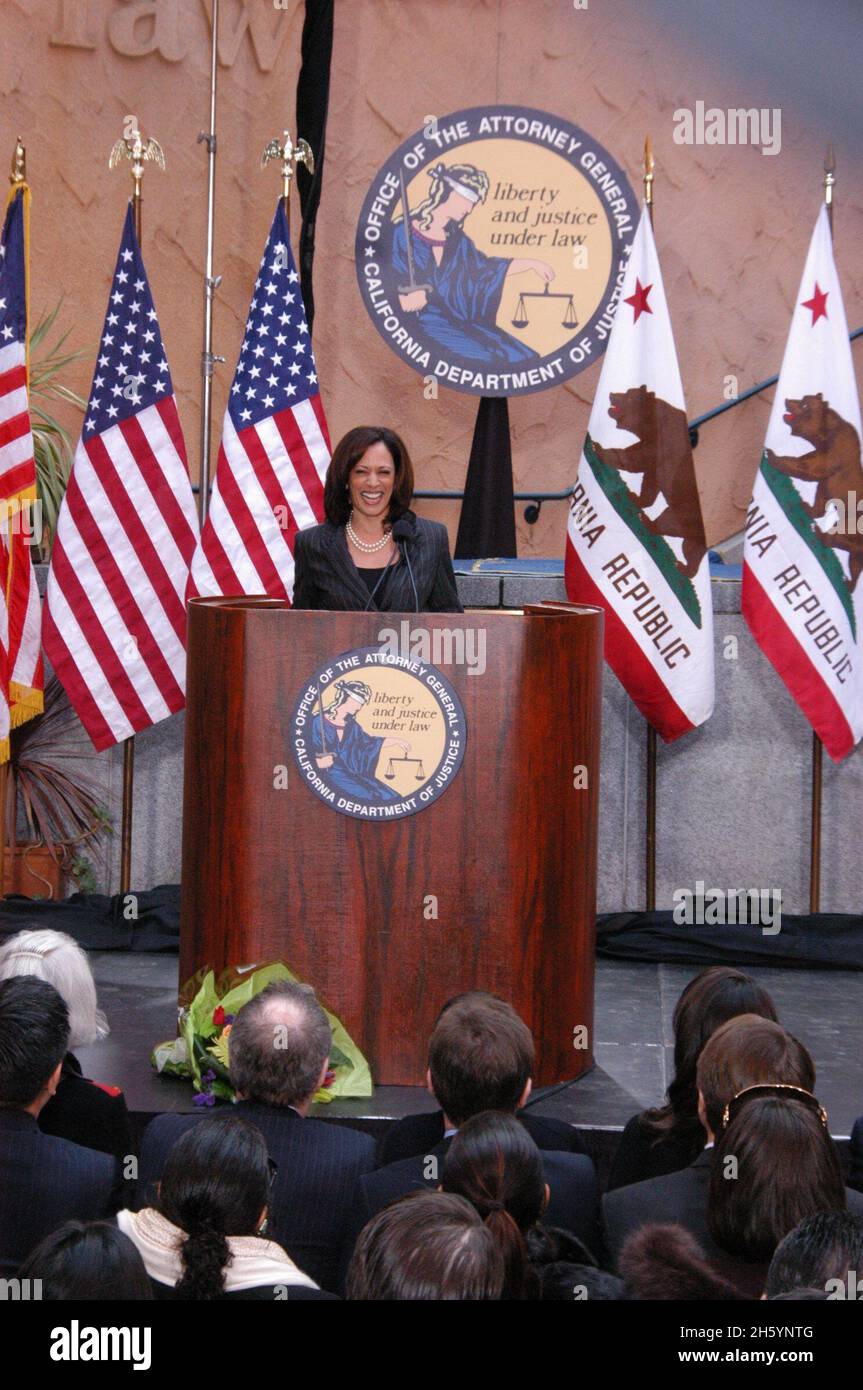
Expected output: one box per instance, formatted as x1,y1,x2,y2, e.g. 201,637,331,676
565,206,714,739
742,206,863,762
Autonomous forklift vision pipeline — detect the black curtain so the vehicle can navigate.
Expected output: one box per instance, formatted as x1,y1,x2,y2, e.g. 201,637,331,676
454,397,517,559
295,0,334,334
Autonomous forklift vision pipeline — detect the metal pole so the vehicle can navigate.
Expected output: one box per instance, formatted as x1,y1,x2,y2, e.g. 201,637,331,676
643,136,657,911
118,160,147,899
197,0,222,525
810,145,835,914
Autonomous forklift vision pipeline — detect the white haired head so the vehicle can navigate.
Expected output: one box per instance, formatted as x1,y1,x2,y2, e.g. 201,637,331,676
0,929,108,1048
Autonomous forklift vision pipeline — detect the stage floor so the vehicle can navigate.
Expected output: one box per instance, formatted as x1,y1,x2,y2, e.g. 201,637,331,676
76,953,863,1151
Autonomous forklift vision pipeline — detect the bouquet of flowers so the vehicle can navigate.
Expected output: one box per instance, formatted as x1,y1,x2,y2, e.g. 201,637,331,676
151,961,373,1106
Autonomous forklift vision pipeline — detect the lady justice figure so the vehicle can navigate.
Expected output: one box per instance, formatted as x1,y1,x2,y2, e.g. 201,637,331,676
311,680,410,802
391,160,555,366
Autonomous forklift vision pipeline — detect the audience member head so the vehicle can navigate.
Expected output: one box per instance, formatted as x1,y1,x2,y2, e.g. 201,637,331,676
696,1015,815,1140
347,1191,505,1300
643,967,777,1147
228,979,331,1112
156,1114,272,1300
0,975,69,1113
442,1110,547,1297
18,1221,152,1300
708,1091,845,1263
765,1211,863,1299
0,928,108,1049
427,992,534,1126
619,1224,749,1301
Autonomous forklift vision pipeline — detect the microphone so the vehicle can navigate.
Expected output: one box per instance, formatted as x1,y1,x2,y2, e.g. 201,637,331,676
363,530,402,612
391,517,420,613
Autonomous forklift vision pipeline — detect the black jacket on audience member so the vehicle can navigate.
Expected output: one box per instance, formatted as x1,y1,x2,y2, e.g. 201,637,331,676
606,1112,701,1191
345,1141,600,1283
38,1053,132,1162
137,1101,376,1294
849,1116,863,1192
378,1108,589,1166
603,1149,863,1296
0,1108,124,1276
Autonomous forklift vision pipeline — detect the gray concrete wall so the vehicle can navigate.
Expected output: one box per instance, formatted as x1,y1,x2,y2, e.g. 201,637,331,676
38,570,862,914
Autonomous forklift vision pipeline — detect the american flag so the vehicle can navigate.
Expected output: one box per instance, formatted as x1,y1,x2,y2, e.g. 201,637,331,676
188,201,330,600
0,184,43,759
42,203,199,752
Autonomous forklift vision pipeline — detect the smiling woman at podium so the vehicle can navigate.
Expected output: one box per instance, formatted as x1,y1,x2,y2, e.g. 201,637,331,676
292,425,463,612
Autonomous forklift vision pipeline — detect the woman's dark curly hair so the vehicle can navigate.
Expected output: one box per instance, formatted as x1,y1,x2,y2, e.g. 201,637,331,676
157,1113,270,1301
323,425,415,526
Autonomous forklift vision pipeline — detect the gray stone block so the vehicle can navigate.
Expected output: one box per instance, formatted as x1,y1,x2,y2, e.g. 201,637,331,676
455,573,502,608
501,574,568,608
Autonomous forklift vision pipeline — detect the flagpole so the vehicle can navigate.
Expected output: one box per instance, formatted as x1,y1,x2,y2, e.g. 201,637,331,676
809,145,835,914
643,135,658,911
108,124,165,898
197,0,222,526
0,140,26,900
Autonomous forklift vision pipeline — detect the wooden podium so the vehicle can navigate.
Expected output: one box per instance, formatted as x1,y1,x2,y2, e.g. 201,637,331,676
180,600,603,1086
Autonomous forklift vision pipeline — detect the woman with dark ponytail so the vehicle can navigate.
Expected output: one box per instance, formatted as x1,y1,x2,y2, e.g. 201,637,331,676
441,1111,552,1299
118,1114,336,1299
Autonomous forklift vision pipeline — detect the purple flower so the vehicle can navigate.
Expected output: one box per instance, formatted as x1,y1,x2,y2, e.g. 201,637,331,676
193,1091,216,1107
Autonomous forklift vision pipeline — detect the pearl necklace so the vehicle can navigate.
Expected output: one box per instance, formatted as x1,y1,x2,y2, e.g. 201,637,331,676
346,512,393,554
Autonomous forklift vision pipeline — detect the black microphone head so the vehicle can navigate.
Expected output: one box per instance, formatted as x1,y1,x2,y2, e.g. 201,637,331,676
391,517,413,542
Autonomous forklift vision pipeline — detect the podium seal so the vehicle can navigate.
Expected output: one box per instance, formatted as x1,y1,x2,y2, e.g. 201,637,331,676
291,645,467,820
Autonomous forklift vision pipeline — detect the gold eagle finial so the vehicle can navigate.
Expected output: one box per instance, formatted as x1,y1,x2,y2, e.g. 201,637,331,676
261,130,314,203
10,136,26,185
109,121,165,198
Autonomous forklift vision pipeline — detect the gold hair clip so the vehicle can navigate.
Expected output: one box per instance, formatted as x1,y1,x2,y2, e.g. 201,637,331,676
721,1083,828,1130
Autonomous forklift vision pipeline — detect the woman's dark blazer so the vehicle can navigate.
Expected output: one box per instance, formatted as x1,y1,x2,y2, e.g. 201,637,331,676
38,1053,131,1162
292,511,463,613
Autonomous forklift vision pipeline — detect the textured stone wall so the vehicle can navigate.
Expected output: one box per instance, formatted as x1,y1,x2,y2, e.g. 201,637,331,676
6,0,862,556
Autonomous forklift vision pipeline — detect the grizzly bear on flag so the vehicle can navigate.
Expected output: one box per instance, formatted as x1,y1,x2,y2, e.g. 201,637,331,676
593,384,707,579
765,392,863,592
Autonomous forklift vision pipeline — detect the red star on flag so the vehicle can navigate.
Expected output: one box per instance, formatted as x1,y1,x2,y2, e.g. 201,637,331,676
801,282,828,325
624,278,653,322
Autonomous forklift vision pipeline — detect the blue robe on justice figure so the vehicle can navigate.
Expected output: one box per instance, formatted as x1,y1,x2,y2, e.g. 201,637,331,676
310,710,401,803
390,221,539,367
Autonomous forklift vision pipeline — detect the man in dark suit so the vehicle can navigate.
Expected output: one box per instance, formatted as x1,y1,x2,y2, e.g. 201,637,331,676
353,1138,598,1254
137,980,375,1293
0,977,124,1276
343,994,599,1281
378,991,588,1165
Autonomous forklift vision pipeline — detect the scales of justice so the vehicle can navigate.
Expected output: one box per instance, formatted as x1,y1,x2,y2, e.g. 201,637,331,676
384,755,426,782
511,282,578,330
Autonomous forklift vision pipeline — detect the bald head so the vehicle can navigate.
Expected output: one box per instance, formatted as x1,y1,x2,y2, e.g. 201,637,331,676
228,980,332,1109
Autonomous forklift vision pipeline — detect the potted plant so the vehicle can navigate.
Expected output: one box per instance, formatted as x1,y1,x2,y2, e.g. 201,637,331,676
2,676,111,899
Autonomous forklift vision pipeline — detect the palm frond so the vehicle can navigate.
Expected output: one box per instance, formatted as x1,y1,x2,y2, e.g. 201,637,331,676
28,302,88,557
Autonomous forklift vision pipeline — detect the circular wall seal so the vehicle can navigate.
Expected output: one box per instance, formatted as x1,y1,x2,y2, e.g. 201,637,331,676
291,645,467,820
355,105,639,397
